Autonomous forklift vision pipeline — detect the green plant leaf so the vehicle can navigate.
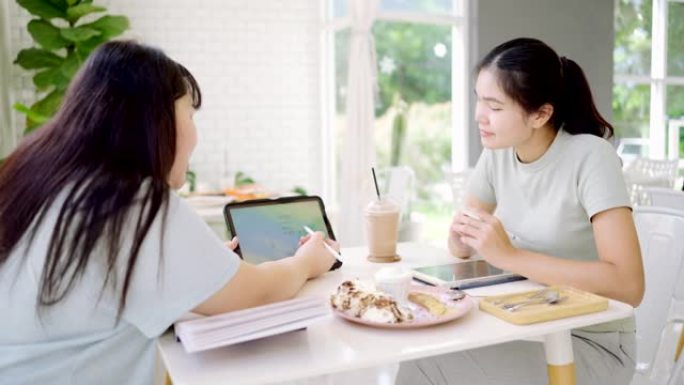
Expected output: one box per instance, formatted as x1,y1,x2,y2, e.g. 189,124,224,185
13,103,49,133
292,186,308,196
82,15,129,39
75,35,106,57
66,0,79,5
235,171,256,186
60,26,101,42
14,48,63,69
27,19,69,50
30,90,65,127
60,51,81,78
47,0,69,9
66,3,105,24
33,67,63,90
17,0,67,20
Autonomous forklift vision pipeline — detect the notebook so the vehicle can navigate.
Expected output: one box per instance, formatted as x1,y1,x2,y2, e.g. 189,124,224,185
174,296,329,353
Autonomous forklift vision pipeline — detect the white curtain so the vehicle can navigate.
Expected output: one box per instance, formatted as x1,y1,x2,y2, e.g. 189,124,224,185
338,0,380,246
0,0,15,157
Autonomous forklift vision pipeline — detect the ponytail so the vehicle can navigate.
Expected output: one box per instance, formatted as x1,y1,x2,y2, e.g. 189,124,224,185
478,38,613,139
558,57,613,139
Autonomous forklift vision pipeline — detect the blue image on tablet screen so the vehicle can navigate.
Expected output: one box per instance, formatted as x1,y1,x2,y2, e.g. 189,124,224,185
230,201,330,264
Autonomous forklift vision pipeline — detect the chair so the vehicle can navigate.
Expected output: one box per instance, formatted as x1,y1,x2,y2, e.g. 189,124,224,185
647,261,684,385
376,166,419,241
643,188,684,211
624,158,679,206
446,168,473,210
631,207,684,385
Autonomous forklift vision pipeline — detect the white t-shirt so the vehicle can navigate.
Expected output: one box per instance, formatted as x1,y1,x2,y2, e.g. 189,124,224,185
468,129,635,332
0,188,240,385
469,129,631,262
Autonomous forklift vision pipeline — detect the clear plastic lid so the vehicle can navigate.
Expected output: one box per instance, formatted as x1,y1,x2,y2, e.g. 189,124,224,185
365,198,400,214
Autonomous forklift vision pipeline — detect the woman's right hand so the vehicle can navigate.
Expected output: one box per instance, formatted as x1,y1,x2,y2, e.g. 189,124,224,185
448,211,474,258
293,231,338,278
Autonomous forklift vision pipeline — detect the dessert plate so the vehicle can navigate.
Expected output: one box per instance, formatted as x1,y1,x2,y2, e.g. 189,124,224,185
333,286,474,329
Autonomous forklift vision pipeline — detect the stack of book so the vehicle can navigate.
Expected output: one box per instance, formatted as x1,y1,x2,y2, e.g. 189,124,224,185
174,296,330,353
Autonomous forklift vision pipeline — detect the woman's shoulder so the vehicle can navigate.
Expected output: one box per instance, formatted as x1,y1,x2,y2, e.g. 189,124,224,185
564,132,618,158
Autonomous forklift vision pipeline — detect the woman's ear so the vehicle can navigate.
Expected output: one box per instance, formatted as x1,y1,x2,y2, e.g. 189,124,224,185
531,103,554,129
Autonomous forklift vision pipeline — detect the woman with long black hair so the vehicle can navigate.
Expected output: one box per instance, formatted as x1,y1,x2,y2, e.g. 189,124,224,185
0,40,336,385
398,38,644,385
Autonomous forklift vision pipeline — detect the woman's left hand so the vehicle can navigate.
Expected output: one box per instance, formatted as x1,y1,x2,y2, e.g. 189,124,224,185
451,208,515,267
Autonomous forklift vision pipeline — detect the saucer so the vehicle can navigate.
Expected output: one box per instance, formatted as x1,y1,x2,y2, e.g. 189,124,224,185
367,254,401,263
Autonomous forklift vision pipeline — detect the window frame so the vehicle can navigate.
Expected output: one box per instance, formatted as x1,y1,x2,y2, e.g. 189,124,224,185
320,0,472,206
614,0,684,167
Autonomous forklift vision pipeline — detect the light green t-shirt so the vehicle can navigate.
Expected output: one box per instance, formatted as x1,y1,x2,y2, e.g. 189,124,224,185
468,129,634,332
0,189,240,385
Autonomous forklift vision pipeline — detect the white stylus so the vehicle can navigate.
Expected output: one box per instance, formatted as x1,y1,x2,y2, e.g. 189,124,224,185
302,225,343,261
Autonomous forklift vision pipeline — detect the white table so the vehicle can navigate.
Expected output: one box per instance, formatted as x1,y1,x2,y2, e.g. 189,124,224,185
157,243,634,385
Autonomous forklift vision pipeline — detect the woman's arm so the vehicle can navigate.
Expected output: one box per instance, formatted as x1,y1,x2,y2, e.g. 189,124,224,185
192,232,337,315
448,196,496,258
455,207,644,307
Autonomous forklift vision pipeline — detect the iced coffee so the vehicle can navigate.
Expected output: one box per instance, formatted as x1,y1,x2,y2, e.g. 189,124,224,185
364,198,401,262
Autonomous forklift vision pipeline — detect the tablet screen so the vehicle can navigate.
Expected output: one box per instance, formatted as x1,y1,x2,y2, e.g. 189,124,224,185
413,261,504,281
226,198,333,264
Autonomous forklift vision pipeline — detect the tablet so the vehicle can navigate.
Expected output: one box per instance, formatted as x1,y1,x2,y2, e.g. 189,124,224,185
223,196,342,270
412,260,526,289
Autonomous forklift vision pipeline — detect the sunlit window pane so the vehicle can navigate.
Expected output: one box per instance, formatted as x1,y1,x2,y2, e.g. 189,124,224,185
334,29,350,196
333,0,460,18
379,0,459,15
332,0,347,18
373,21,453,241
668,1,684,76
613,82,651,139
614,0,652,76
666,86,684,158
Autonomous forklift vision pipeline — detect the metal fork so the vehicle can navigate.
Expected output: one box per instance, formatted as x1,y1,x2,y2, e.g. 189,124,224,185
491,288,553,306
502,291,563,312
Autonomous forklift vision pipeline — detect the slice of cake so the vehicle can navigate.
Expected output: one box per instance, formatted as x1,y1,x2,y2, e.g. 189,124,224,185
330,280,414,324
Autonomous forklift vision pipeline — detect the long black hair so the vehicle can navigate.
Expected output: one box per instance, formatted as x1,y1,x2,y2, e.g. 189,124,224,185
477,37,613,138
0,41,201,317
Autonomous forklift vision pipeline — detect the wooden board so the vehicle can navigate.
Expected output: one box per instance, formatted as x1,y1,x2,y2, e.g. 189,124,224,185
479,286,609,325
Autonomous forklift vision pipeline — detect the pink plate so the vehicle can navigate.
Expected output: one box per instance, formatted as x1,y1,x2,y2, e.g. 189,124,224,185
333,285,474,329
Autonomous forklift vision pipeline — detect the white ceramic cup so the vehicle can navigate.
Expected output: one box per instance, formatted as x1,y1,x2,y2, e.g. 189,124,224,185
373,266,413,305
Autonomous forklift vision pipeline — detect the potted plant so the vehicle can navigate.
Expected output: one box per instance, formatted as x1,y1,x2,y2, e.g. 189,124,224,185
12,0,129,133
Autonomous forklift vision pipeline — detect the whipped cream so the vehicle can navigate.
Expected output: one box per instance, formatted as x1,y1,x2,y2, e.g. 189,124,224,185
330,279,413,323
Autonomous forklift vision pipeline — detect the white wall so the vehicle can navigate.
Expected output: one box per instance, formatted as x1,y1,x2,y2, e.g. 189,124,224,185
6,0,324,194
470,0,615,165
4,0,617,187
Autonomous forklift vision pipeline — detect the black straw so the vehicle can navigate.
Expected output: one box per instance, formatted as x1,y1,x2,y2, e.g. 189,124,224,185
371,167,381,201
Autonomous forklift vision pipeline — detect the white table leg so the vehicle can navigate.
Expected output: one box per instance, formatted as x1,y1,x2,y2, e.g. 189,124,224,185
543,331,576,385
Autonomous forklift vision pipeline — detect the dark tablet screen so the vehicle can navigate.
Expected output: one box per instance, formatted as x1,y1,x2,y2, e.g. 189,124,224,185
224,196,339,267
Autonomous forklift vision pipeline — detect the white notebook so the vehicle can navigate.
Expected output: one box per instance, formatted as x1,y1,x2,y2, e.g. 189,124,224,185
174,296,330,353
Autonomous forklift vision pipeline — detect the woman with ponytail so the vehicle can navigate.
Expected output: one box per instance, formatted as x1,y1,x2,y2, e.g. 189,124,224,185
398,38,643,384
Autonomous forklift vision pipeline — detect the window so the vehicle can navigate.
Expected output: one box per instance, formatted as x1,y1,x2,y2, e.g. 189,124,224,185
322,0,469,241
614,0,684,166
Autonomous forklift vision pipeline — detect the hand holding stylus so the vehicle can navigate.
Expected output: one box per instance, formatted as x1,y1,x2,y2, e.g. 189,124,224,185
302,226,343,261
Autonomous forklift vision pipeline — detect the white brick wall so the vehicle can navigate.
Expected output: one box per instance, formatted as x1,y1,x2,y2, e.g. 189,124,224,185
7,0,323,194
